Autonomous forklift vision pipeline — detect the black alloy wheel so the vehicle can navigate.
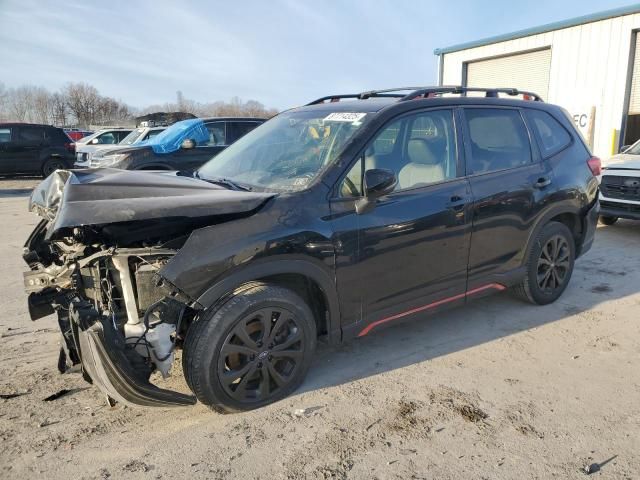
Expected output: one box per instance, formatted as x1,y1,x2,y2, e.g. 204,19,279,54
218,306,304,403
182,283,316,413
536,235,571,293
512,221,575,305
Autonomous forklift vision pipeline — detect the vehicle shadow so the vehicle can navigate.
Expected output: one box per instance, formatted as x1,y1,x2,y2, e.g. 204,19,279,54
300,221,640,394
0,176,41,198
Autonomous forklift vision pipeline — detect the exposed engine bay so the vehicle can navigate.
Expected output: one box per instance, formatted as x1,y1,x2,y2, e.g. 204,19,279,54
24,219,198,406
22,169,276,407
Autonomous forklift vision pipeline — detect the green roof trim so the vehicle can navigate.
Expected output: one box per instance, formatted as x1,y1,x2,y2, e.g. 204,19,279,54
434,4,640,55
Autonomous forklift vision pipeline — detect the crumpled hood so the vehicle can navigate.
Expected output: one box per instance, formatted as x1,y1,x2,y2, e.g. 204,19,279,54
29,169,276,236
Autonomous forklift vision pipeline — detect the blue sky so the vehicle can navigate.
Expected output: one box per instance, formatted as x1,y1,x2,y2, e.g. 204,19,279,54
0,0,635,110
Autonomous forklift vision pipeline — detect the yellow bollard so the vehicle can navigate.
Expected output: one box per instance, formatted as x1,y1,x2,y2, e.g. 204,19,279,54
611,129,620,156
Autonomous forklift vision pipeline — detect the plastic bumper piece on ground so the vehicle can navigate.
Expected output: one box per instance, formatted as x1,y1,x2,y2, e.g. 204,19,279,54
75,308,196,408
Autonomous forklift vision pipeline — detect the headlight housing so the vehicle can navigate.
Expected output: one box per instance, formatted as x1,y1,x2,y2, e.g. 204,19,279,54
90,153,128,167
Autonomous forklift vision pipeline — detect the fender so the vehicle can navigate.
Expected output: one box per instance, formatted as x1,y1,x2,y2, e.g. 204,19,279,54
195,256,342,344
520,200,588,264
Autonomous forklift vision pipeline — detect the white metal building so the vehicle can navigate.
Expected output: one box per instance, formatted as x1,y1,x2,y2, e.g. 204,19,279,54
435,4,640,160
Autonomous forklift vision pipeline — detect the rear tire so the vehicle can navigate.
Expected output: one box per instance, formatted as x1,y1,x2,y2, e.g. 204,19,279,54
512,221,575,305
599,215,618,226
182,282,316,413
41,158,67,177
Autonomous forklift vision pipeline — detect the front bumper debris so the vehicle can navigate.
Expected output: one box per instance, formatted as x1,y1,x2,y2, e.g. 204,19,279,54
71,302,196,408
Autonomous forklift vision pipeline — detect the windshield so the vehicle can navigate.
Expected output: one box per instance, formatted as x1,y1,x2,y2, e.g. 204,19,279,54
624,139,640,155
120,128,146,145
197,110,370,191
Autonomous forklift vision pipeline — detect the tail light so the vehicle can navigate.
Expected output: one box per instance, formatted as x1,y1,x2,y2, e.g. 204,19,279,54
587,156,601,176
65,142,75,153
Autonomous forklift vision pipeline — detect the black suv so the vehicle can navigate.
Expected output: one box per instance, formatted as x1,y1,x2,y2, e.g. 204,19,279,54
22,87,599,412
0,123,75,176
84,117,265,171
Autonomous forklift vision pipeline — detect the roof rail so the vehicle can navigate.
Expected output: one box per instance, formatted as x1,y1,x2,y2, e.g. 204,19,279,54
400,86,544,102
306,86,543,105
306,92,406,105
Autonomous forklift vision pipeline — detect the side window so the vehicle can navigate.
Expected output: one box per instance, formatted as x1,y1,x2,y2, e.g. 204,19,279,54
526,109,571,157
371,122,400,155
97,132,116,144
465,108,532,174
360,109,457,192
18,127,45,143
0,128,12,143
228,122,260,143
205,122,226,146
144,130,162,141
340,158,363,197
117,131,131,142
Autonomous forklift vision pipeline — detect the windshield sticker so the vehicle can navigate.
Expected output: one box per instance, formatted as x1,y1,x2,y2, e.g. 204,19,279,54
323,112,367,123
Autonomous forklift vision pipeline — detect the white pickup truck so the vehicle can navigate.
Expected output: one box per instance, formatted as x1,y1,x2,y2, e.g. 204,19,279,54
598,143,640,225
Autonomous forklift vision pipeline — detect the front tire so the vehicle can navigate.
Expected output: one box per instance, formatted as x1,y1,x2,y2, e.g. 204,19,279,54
599,215,618,226
182,283,316,413
513,221,575,305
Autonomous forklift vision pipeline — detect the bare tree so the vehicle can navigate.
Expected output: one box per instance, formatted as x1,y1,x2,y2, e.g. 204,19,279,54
0,82,277,126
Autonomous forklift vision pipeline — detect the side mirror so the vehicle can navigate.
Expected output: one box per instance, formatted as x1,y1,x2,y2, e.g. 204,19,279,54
90,138,99,144
181,138,196,150
620,145,631,153
355,168,397,214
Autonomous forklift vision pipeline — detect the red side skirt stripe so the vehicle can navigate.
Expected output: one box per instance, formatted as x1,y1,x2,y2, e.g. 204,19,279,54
357,283,506,337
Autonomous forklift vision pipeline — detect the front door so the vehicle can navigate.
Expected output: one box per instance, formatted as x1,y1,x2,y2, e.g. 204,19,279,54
331,108,473,338
460,107,553,289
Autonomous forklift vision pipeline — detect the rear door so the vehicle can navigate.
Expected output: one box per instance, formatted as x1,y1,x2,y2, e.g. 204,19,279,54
14,126,48,173
461,106,552,289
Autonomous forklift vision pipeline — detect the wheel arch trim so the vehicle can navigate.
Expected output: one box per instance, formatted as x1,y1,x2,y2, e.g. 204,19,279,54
195,259,342,344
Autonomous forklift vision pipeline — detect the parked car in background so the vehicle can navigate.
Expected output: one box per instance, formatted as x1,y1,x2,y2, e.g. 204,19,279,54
23,86,599,411
74,126,166,167
82,117,264,170
0,123,75,176
74,128,133,165
64,129,93,142
598,149,640,224
74,128,132,146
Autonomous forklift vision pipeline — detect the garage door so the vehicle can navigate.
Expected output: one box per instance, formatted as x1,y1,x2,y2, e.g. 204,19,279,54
465,49,551,100
628,34,640,114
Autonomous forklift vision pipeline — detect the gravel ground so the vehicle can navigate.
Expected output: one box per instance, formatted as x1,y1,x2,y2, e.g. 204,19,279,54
0,177,639,480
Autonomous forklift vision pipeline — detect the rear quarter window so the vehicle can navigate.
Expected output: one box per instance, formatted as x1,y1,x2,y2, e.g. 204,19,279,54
464,108,532,174
525,109,571,157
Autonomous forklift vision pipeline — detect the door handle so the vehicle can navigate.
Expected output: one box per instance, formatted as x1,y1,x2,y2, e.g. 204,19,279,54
533,177,552,189
447,195,466,211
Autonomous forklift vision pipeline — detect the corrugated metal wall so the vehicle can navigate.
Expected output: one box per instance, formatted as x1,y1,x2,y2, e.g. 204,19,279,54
440,13,640,159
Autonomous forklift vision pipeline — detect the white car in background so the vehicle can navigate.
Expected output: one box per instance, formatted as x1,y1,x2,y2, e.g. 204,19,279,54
74,127,164,167
598,141,640,225
74,128,132,165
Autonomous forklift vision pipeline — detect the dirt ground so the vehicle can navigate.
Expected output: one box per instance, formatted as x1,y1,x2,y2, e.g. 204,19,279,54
0,177,638,480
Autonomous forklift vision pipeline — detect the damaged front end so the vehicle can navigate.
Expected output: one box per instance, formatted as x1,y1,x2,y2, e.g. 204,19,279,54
23,169,275,407
25,222,196,407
